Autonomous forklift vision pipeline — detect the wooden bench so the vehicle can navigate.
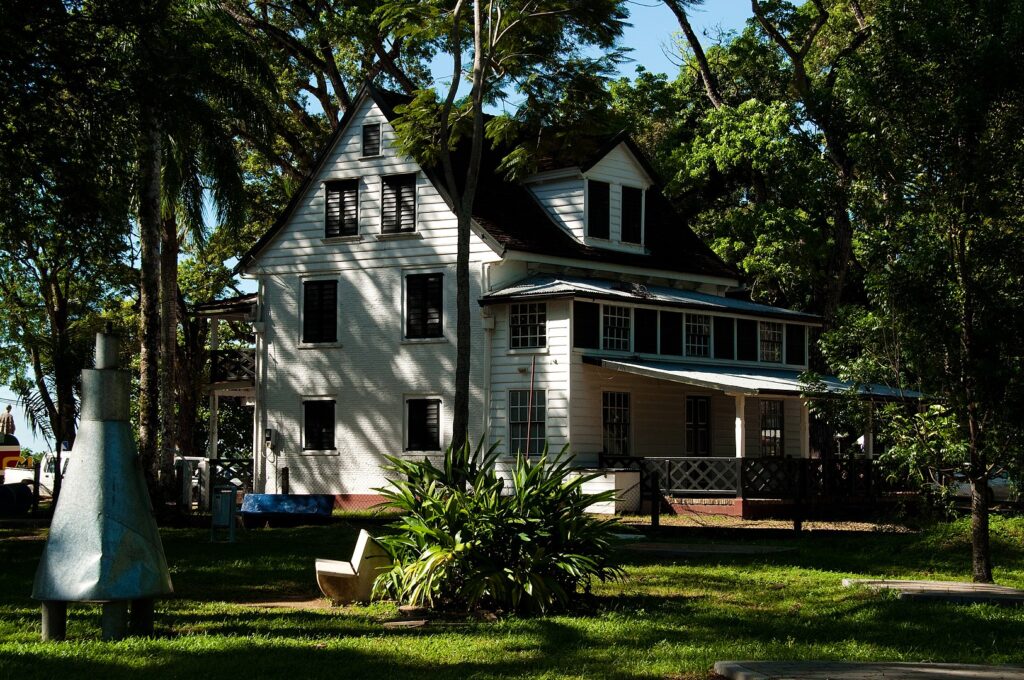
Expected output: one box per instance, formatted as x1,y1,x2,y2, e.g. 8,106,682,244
315,529,390,604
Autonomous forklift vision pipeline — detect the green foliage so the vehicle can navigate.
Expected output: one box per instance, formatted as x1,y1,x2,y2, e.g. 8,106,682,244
373,441,624,613
881,405,968,485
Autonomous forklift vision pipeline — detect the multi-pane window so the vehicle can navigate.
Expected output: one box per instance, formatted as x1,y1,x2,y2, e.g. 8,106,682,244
303,400,335,450
602,392,631,456
362,123,381,156
621,186,643,244
509,303,546,349
760,400,784,457
302,280,337,344
685,314,711,358
509,389,546,455
382,174,416,233
405,273,443,339
602,305,631,351
406,398,441,451
685,396,710,456
587,180,610,239
759,321,783,363
325,180,358,237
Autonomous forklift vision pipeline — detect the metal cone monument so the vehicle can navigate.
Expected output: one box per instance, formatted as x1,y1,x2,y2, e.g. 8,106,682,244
32,330,173,640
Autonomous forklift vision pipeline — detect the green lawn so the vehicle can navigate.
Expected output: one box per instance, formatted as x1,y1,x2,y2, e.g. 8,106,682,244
1,517,1023,679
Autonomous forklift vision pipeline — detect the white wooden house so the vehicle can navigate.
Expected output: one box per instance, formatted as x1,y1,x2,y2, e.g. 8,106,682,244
221,83,912,512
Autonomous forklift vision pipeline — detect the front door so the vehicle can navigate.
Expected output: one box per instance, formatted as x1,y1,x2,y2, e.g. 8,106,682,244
685,396,710,456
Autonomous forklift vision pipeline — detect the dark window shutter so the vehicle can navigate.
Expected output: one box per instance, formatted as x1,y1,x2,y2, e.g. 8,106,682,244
634,308,658,353
407,399,441,450
786,324,806,365
587,181,610,239
303,280,337,343
325,180,358,237
714,316,735,360
383,174,416,233
573,301,600,349
621,186,643,243
659,311,683,356
406,273,443,338
362,123,381,156
303,400,335,450
737,319,758,361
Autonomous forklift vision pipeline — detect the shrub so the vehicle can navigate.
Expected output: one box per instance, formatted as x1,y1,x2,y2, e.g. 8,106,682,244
372,440,624,613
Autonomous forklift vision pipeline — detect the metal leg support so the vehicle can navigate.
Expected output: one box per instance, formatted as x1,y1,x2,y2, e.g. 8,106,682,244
129,599,154,637
41,600,67,641
100,601,129,641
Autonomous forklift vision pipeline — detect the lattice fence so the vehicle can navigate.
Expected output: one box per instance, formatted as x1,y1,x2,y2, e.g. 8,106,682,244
212,459,253,496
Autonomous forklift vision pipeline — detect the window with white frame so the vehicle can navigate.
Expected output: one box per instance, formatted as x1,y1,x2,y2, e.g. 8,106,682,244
602,305,631,351
406,398,441,451
382,173,416,233
362,123,381,156
325,180,358,237
509,303,546,349
685,314,711,357
509,389,545,455
760,400,784,457
759,321,783,363
602,391,631,456
405,273,443,339
302,279,337,344
303,400,335,450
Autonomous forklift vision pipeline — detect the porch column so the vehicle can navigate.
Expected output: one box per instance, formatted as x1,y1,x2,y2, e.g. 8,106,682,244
800,400,810,459
207,320,219,462
733,394,746,458
863,402,875,458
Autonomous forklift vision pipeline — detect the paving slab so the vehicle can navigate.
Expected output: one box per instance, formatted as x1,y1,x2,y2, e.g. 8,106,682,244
715,660,1024,680
628,542,795,556
843,578,1024,606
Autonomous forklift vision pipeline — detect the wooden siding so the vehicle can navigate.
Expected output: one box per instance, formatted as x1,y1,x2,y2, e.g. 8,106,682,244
486,299,572,455
528,178,585,241
584,144,654,188
249,96,501,495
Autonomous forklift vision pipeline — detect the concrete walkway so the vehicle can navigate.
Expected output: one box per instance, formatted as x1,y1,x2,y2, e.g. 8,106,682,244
843,578,1024,606
715,661,1024,679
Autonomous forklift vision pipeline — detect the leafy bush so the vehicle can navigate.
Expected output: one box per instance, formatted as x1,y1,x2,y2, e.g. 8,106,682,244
372,441,624,613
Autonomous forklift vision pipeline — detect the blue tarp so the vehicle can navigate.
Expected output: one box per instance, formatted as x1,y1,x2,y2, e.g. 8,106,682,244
240,493,334,527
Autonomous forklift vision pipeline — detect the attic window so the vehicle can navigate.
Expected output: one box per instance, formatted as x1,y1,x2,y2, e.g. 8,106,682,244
587,180,610,239
621,186,643,244
362,123,381,157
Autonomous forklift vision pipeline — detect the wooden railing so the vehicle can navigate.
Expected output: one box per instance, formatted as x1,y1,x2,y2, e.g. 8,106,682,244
211,458,253,496
598,454,882,500
210,349,255,384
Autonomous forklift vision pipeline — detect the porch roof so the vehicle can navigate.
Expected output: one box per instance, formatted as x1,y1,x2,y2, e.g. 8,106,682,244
480,275,820,323
582,356,923,401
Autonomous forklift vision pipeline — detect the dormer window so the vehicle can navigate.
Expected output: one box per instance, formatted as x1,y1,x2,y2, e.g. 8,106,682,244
362,123,381,157
621,186,644,244
325,180,358,237
587,180,610,239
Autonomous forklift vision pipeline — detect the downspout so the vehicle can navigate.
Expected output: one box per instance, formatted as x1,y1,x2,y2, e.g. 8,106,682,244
481,262,494,446
526,355,536,456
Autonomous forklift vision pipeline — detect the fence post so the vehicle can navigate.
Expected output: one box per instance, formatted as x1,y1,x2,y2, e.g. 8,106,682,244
281,467,290,495
793,460,806,533
650,470,660,530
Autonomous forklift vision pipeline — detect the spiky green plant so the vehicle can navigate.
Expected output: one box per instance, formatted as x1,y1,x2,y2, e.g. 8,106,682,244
372,440,624,613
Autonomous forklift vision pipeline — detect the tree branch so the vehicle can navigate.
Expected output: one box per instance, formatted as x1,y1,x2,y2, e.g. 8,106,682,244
663,0,724,109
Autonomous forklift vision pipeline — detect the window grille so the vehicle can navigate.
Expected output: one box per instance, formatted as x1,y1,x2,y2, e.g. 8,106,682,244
302,280,337,344
362,123,381,156
509,303,546,349
406,399,441,451
303,400,335,450
602,392,631,456
602,305,631,351
509,389,546,455
760,400,784,457
759,321,783,363
405,273,443,339
685,314,711,357
382,174,416,233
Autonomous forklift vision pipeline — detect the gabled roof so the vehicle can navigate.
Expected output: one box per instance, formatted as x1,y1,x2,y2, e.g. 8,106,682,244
236,82,740,282
480,274,820,324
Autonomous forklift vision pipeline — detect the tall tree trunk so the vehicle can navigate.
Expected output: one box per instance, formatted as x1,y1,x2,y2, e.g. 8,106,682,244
138,112,162,495
158,210,179,501
175,287,206,460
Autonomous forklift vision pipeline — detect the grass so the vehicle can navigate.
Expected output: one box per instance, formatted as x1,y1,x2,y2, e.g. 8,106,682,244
1,516,1023,679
